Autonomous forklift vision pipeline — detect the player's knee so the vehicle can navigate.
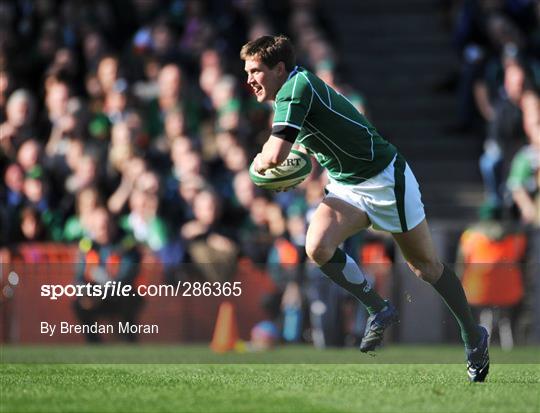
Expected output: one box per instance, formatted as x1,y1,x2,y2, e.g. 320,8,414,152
305,242,335,266
407,261,442,284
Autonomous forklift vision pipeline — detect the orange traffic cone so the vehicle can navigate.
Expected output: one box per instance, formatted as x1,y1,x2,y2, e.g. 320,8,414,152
210,301,239,353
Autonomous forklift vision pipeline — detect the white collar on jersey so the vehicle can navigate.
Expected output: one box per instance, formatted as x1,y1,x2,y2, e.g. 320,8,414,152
287,66,299,80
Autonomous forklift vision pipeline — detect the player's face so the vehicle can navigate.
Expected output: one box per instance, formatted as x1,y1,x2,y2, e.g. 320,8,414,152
244,58,284,102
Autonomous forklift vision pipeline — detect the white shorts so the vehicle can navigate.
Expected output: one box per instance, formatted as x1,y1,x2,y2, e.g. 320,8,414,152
325,154,425,233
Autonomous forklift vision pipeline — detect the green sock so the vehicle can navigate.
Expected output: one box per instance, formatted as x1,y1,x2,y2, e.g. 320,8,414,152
319,248,386,315
433,263,480,347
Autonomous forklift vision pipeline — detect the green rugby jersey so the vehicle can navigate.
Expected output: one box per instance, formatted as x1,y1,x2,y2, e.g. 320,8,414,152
272,66,397,184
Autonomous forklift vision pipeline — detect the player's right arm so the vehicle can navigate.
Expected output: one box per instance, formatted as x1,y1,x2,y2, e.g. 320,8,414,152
254,71,313,173
253,135,293,174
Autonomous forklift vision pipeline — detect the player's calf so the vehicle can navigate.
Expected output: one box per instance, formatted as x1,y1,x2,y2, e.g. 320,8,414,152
406,260,444,284
318,248,388,316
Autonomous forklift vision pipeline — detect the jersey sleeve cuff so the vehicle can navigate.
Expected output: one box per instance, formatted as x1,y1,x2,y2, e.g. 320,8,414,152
271,124,300,143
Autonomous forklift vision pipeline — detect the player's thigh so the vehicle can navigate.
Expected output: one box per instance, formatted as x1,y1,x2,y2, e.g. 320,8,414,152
306,197,370,264
391,218,443,282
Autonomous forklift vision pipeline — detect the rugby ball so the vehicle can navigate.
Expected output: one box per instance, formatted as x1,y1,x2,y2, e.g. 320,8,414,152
249,149,312,190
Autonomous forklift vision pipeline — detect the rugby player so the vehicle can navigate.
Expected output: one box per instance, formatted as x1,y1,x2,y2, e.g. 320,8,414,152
242,35,490,382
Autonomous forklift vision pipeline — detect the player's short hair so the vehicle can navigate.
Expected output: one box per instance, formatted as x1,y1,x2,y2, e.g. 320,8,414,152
240,35,296,72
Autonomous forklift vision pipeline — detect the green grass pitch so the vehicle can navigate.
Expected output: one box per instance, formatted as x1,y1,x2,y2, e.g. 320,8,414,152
1,345,539,413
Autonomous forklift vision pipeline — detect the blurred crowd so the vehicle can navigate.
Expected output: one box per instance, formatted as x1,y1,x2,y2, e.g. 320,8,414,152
0,0,348,254
0,0,367,345
442,0,540,224
440,0,540,348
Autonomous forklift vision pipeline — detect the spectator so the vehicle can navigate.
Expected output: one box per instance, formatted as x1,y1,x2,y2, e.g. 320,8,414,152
123,169,185,282
46,135,87,219
181,189,238,282
44,80,72,136
0,163,25,245
73,207,143,343
478,56,532,211
228,169,261,226
17,139,42,174
149,18,182,64
1,89,37,157
172,146,206,183
18,206,48,242
21,166,63,241
120,171,170,253
81,29,109,73
96,54,120,99
145,63,201,139
107,155,147,215
210,75,242,132
65,153,99,195
131,55,161,103
506,90,540,226
215,140,249,198
199,48,224,100
237,194,278,264
178,0,215,57
175,174,208,224
107,122,136,178
48,47,81,90
452,2,527,129
232,170,259,211
151,107,188,158
101,78,131,125
63,186,102,242
2,163,24,210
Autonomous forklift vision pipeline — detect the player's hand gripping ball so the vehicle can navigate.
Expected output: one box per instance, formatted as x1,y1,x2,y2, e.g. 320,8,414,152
249,149,312,191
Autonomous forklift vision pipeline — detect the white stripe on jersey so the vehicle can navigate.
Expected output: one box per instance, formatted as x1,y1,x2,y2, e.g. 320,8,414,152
285,75,299,123
305,119,373,161
272,121,302,130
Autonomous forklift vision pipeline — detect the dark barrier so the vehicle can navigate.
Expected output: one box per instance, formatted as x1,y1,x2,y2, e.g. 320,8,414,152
1,243,276,344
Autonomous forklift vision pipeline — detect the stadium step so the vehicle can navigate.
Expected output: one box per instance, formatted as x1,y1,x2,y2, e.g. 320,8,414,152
332,13,445,33
366,96,459,123
345,55,458,79
333,0,440,14
391,138,484,163
353,34,452,54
